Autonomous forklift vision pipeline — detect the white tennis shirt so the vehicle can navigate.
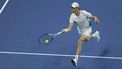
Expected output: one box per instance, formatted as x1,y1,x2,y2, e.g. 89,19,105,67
69,10,93,33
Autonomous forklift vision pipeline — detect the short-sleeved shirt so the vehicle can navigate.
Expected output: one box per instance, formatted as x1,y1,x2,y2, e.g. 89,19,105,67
69,10,93,33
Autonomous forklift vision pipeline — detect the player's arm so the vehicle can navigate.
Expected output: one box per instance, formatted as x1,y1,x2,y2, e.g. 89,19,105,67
92,16,100,24
60,14,75,33
61,22,74,33
82,10,100,24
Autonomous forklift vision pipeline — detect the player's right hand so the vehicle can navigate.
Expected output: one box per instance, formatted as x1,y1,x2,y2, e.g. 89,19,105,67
61,28,69,32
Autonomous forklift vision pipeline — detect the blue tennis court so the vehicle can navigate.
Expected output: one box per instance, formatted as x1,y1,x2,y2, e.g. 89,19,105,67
0,0,122,69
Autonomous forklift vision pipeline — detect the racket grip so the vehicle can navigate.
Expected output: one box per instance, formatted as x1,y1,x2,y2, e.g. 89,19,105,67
57,31,63,35
50,31,63,37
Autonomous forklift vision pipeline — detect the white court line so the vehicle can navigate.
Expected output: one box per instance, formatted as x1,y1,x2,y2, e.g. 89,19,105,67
0,51,122,60
0,0,10,14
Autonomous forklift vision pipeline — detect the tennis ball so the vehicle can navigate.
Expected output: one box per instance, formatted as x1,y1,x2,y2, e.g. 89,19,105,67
45,39,49,44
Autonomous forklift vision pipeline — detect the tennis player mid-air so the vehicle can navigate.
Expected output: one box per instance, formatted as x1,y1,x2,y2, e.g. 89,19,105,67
60,2,100,66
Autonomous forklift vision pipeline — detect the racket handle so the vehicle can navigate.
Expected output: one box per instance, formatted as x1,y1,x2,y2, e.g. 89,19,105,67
57,31,63,35
50,31,63,37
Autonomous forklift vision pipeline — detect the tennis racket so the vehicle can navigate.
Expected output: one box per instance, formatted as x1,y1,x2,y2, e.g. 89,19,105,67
39,31,63,46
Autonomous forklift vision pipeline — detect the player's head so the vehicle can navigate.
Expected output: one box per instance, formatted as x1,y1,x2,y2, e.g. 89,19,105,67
70,2,80,14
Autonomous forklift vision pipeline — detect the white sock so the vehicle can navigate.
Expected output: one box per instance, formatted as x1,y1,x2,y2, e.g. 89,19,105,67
75,55,79,62
92,33,96,38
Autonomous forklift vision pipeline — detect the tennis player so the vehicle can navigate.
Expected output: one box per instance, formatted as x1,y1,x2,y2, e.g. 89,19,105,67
61,2,100,66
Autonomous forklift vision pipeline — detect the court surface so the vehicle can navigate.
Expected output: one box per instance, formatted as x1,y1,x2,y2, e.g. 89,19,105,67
0,0,122,69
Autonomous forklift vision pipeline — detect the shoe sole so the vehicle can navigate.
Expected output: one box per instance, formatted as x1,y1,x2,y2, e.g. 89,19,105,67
96,31,100,42
71,59,76,67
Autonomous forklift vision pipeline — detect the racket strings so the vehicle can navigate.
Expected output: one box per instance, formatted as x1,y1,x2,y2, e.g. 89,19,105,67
39,33,53,45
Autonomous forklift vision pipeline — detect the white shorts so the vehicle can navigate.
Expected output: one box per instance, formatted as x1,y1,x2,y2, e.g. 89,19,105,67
77,26,92,37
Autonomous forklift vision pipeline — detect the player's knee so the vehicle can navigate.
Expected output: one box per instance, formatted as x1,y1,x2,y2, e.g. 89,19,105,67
78,34,87,43
78,38,85,43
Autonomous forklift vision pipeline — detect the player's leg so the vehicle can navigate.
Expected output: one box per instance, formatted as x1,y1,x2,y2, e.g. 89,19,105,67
71,34,86,66
82,27,100,42
88,31,100,42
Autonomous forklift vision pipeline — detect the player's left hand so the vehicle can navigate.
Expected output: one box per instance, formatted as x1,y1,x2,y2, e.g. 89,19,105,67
93,16,100,24
95,19,100,24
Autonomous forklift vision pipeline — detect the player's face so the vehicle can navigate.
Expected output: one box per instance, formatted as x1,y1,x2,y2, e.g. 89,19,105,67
71,7,79,14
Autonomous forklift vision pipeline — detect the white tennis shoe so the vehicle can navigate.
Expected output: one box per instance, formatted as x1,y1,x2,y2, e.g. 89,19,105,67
93,31,100,42
71,58,77,67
